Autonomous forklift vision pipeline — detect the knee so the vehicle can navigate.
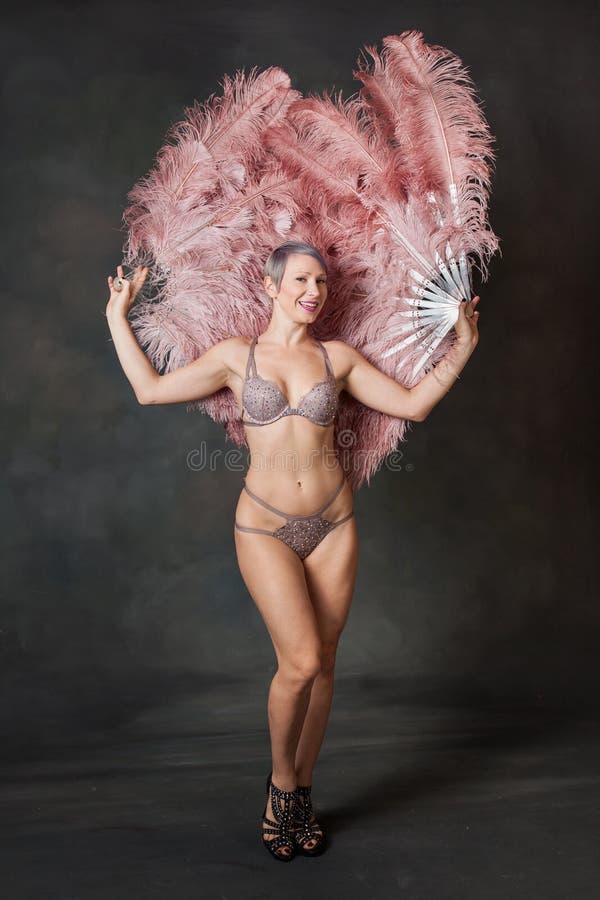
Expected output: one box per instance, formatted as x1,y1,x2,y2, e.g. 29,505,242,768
280,649,322,687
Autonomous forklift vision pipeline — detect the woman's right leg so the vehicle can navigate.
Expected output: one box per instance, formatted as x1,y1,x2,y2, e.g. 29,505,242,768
234,523,322,856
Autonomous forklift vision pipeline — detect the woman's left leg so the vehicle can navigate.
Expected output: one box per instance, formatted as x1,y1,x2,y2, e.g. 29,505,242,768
294,512,359,785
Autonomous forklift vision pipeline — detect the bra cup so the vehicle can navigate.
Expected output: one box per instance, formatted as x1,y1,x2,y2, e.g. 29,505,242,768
243,377,288,421
298,379,338,425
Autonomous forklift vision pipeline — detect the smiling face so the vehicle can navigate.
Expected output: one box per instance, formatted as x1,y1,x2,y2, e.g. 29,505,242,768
265,253,328,321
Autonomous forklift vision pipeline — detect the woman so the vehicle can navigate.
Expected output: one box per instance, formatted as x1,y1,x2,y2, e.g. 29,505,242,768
105,240,480,861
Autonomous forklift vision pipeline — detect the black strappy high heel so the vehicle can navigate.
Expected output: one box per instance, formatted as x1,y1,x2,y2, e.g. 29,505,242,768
293,783,327,856
261,771,297,862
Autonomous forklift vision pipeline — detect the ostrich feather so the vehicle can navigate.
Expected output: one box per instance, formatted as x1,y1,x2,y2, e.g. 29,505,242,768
355,34,493,196
354,31,499,278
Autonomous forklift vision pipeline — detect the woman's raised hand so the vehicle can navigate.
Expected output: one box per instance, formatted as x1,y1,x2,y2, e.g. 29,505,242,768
106,264,148,319
454,295,480,346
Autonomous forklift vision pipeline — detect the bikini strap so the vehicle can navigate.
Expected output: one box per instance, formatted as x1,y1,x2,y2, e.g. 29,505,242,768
243,481,288,520
245,337,258,380
316,340,335,378
314,474,345,515
242,474,346,520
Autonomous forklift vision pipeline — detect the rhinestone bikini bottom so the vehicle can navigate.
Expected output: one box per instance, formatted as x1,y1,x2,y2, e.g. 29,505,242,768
235,474,354,561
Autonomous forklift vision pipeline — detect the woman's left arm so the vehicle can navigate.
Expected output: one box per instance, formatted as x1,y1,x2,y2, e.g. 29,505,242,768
339,296,481,422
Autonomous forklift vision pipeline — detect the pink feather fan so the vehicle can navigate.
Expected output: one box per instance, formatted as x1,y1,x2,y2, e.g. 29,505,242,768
120,32,499,492
352,31,499,373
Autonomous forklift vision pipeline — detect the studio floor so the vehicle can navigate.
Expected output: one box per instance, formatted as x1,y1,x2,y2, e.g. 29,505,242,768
1,674,598,900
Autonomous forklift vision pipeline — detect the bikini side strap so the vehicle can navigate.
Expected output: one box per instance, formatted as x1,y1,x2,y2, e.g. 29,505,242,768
316,340,335,378
243,482,288,519
315,475,346,515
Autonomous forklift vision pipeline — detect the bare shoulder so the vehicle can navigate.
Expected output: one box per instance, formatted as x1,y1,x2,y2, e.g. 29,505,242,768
321,339,358,380
209,335,251,369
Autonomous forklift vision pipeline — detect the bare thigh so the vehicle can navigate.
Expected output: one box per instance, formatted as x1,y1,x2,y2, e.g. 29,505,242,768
234,482,358,653
303,512,359,646
234,522,321,666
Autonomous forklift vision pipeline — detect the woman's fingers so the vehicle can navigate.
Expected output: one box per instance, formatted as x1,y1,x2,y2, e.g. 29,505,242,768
106,265,148,311
464,296,481,318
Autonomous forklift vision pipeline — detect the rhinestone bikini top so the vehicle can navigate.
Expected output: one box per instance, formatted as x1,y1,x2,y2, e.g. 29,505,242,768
241,336,338,427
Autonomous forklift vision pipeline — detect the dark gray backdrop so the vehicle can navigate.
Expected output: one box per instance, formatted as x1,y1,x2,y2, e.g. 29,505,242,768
2,0,598,760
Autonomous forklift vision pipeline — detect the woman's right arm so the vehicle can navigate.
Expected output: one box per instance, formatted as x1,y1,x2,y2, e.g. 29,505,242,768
106,265,233,405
